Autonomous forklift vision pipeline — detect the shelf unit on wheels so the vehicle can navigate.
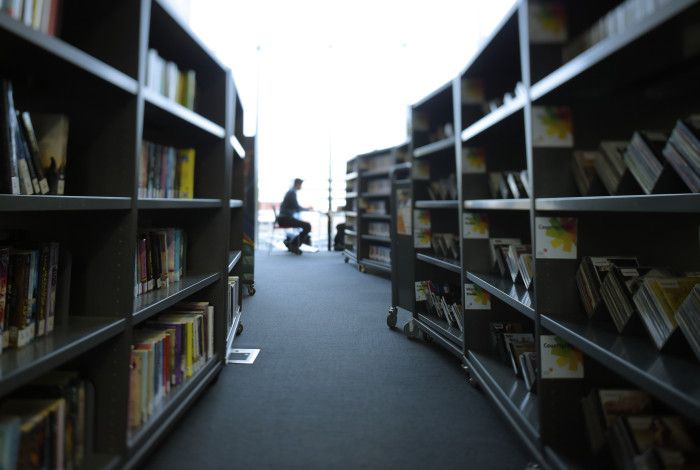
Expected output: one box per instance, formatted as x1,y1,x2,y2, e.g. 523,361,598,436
356,144,408,274
343,156,359,265
227,75,246,346
390,1,700,468
0,1,244,467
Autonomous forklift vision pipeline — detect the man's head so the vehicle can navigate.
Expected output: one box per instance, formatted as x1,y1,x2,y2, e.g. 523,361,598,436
293,178,303,190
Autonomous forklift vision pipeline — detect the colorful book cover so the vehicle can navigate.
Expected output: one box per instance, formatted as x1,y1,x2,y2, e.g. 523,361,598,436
532,106,573,148
461,79,485,104
464,283,491,310
415,281,430,302
463,212,489,239
462,147,486,174
413,210,431,248
535,217,577,259
176,149,195,198
529,2,567,44
540,334,584,379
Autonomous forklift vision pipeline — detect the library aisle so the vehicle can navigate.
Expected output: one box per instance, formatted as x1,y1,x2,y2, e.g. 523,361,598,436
143,251,530,469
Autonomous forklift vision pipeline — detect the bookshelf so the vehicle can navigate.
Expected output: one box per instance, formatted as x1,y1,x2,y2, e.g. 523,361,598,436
344,143,408,273
0,1,244,468
392,0,700,467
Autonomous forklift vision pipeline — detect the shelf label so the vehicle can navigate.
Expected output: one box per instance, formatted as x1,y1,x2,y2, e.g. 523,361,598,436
464,283,491,310
396,188,412,235
532,106,573,147
462,147,486,174
415,281,430,301
535,216,577,259
414,210,431,248
463,213,489,239
540,335,584,379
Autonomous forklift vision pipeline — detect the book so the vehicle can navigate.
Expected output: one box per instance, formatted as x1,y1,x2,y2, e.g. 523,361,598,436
624,131,669,194
18,112,49,194
540,334,584,379
0,80,20,194
670,116,700,178
633,275,699,350
576,256,639,319
518,253,534,289
663,141,700,192
572,150,600,195
489,322,524,363
519,351,537,391
176,148,195,199
489,238,521,276
596,140,630,195
506,244,530,283
32,113,69,195
676,285,700,363
502,333,535,376
581,388,653,453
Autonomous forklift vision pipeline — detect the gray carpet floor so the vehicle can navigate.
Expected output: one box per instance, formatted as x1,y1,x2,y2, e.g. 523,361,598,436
141,251,531,469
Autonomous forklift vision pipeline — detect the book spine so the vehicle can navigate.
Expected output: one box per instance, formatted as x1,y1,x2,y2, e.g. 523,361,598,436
138,238,147,295
158,231,168,288
9,252,32,347
45,242,58,334
167,228,174,283
19,112,49,194
139,141,147,198
207,305,214,360
15,120,40,194
176,149,195,198
186,69,196,110
36,244,50,336
172,229,180,282
159,146,166,198
2,81,21,194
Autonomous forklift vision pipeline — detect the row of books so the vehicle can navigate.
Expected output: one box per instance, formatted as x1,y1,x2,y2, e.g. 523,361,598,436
366,178,390,194
367,222,389,237
563,0,676,62
419,281,463,332
362,199,386,215
427,174,458,200
0,370,92,470
489,323,537,389
138,141,196,199
1,0,61,36
368,245,390,265
1,80,69,195
360,154,394,172
0,243,59,351
128,302,214,434
575,256,700,359
572,117,700,196
489,238,534,289
146,49,196,111
488,170,530,200
430,232,459,260
135,228,186,297
581,388,698,468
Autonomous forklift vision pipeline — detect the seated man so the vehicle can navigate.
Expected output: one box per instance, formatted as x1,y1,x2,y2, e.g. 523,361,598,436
277,178,312,254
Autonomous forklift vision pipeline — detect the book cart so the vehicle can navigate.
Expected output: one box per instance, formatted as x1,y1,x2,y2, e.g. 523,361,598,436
344,144,408,274
0,0,245,467
391,1,700,468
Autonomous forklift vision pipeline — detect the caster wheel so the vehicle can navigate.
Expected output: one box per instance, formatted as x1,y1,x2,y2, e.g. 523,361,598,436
404,320,419,339
236,323,243,336
424,334,433,344
359,265,366,273
247,286,256,296
386,307,397,329
468,376,480,389
344,257,349,263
